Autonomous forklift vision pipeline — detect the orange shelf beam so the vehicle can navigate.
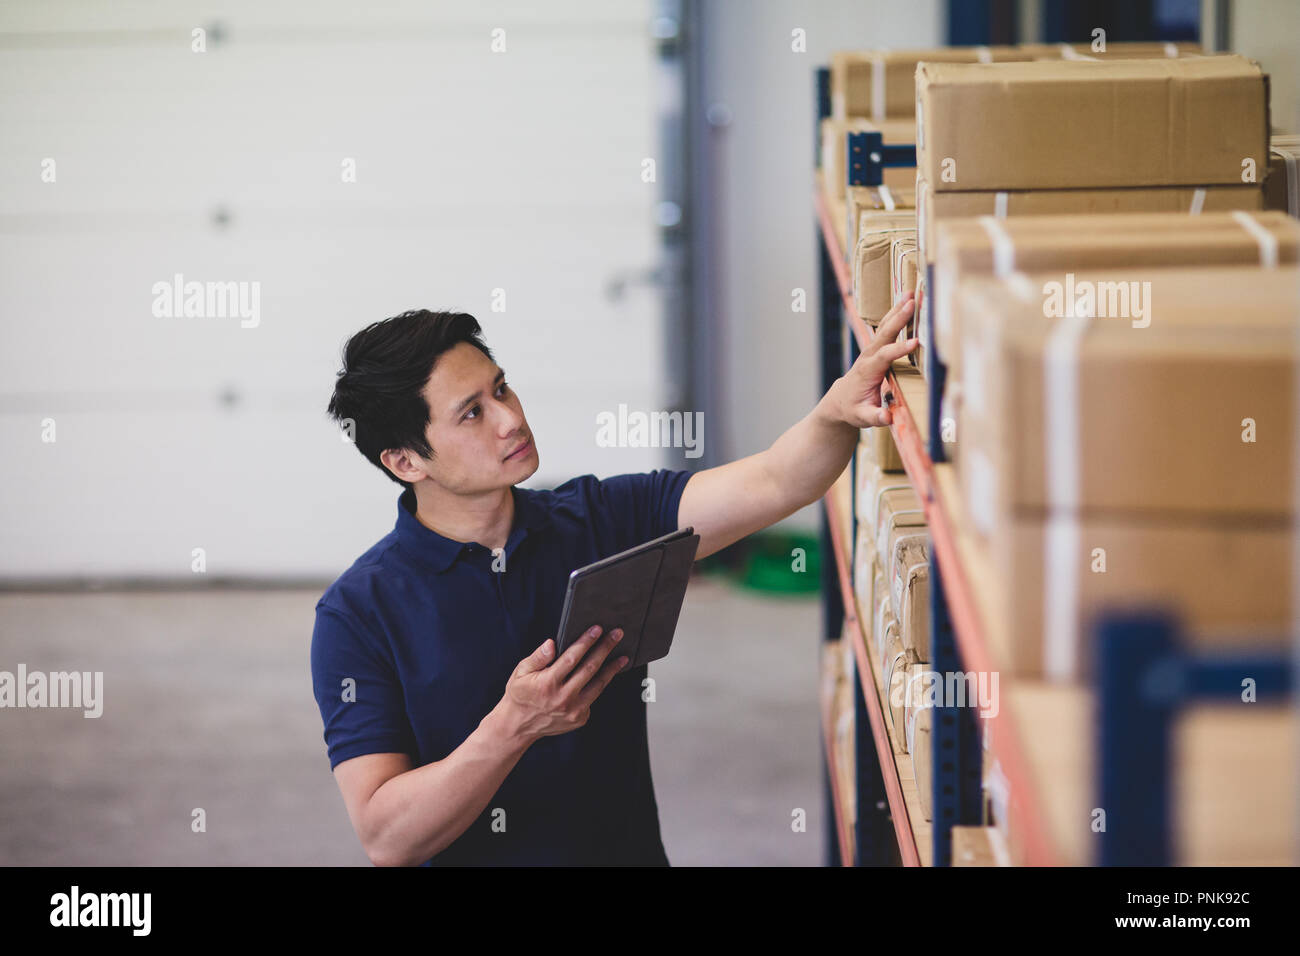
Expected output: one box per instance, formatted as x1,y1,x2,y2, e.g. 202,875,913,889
820,682,855,867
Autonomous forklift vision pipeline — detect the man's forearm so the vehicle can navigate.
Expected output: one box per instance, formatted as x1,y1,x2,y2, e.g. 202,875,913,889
678,295,916,560
361,703,533,866
758,392,860,513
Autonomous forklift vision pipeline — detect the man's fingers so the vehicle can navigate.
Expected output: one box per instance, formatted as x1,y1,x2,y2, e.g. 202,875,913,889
870,294,915,351
515,639,555,676
563,628,623,689
575,654,630,708
553,625,604,679
871,337,919,371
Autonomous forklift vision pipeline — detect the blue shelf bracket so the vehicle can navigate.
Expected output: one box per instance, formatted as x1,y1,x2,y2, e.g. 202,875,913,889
815,67,831,167
1095,611,1295,866
846,131,917,188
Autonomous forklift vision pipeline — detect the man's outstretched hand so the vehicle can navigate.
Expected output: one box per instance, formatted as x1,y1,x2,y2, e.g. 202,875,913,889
823,290,921,428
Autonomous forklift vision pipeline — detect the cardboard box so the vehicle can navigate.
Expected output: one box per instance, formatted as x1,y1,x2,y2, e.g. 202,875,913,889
872,565,896,665
956,265,1300,524
878,628,909,755
888,237,921,367
1265,134,1300,218
916,56,1269,191
852,519,874,641
831,47,1031,121
951,825,1009,866
831,462,854,566
907,701,933,821
847,184,915,257
853,215,915,325
857,421,905,474
914,265,930,376
873,483,925,571
985,511,1294,680
855,457,912,527
933,210,1300,370
891,237,919,306
821,118,915,200
887,525,930,659
917,175,1265,263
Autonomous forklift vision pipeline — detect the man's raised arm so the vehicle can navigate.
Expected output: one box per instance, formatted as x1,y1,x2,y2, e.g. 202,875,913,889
678,293,918,561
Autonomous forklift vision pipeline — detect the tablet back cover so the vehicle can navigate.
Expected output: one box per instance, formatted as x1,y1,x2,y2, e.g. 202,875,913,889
556,547,663,665
635,534,699,665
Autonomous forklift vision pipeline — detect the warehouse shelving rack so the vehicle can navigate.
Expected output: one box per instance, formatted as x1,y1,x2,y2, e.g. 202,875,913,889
814,67,1298,867
814,66,1055,867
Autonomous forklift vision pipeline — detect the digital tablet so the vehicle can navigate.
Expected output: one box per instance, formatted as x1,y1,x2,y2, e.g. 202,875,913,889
554,527,700,668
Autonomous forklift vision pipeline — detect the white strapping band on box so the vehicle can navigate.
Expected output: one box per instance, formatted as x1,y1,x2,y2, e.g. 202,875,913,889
871,53,886,122
905,695,932,755
869,482,911,530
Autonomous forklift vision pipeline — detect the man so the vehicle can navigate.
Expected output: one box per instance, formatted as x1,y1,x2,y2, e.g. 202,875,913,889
311,295,918,866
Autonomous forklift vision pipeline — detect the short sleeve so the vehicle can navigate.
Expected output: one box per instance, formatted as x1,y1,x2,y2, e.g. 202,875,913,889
590,468,692,551
310,604,417,770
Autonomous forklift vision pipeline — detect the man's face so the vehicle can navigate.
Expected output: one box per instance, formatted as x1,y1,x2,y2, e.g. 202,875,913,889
410,341,539,493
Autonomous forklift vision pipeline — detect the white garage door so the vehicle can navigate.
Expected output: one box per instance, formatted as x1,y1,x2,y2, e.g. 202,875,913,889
0,0,671,579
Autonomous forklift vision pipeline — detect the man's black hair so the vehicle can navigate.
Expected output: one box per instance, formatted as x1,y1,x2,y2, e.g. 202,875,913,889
327,309,494,489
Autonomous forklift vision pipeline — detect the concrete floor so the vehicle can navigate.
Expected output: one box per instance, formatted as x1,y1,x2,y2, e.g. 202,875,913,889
0,576,826,866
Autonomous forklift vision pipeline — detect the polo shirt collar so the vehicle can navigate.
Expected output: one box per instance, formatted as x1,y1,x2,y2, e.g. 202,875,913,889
394,484,549,573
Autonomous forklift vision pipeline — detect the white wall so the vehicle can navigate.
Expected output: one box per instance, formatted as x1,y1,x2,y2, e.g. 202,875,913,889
0,0,672,578
696,0,941,531
1228,0,1300,134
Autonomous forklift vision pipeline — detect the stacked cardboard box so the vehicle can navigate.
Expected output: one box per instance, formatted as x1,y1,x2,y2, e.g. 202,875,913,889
932,211,1297,475
853,215,916,326
933,211,1300,374
846,184,914,256
932,211,1300,453
954,264,1299,679
916,57,1268,193
917,178,1266,266
914,53,1270,274
889,234,921,364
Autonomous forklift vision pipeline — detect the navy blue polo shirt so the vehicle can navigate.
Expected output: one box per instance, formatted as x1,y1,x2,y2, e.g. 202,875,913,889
311,469,692,866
